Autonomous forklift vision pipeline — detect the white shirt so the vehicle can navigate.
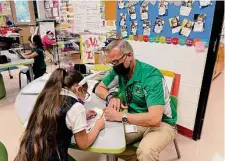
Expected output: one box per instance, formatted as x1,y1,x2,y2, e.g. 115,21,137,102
61,88,87,134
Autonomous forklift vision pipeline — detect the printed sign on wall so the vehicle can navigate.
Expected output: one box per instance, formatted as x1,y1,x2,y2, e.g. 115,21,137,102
81,35,100,64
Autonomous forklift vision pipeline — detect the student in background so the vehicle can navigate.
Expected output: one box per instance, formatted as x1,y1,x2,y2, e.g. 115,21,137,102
3,15,15,27
23,35,46,80
14,68,105,161
42,31,56,55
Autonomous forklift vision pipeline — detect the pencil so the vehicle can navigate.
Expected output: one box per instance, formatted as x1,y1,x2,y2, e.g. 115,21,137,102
101,108,106,118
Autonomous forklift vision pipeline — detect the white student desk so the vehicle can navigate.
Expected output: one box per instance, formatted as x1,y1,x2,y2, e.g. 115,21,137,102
0,50,34,81
15,74,126,161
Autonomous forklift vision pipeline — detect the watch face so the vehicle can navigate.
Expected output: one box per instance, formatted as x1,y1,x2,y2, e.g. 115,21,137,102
122,116,128,123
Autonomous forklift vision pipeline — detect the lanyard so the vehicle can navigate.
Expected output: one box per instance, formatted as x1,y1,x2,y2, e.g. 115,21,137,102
124,77,132,106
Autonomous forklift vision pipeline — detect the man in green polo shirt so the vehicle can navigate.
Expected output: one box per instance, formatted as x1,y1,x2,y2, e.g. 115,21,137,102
95,40,177,161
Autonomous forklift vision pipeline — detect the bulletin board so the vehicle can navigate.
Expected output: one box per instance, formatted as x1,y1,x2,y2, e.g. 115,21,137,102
44,0,59,19
116,0,216,47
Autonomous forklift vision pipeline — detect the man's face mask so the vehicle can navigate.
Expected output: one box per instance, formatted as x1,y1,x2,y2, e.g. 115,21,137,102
112,54,131,76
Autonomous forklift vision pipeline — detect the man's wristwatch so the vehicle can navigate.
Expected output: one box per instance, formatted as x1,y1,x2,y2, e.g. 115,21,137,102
122,114,128,123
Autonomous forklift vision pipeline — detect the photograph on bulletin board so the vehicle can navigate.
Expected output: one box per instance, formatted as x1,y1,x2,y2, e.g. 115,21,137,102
199,0,212,8
118,0,125,9
128,6,136,20
121,25,128,38
158,0,168,16
140,2,149,20
154,18,164,34
120,13,126,26
130,21,138,35
193,14,206,32
180,0,194,16
143,20,151,36
169,16,181,34
180,19,194,37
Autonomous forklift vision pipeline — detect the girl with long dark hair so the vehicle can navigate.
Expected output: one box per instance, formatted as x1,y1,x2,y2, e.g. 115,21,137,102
14,68,105,161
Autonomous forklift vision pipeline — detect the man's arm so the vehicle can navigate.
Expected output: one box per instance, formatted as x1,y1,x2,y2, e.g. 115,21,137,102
95,82,109,100
104,105,163,127
126,105,163,127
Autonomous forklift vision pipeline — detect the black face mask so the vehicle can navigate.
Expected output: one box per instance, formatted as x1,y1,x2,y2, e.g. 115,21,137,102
113,62,130,76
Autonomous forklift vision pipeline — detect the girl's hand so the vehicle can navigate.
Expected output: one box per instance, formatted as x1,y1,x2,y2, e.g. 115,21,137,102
95,117,105,131
86,110,97,120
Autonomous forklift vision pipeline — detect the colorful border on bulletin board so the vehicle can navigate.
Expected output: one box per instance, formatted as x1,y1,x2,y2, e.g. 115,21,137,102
116,0,215,47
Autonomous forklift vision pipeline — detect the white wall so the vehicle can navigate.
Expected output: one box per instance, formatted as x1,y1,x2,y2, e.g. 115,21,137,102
128,40,208,130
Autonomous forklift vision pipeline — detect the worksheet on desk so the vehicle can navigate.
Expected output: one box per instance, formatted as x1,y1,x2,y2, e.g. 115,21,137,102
86,108,104,133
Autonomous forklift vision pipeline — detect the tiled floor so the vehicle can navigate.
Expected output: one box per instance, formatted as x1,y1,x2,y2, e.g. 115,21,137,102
0,65,223,161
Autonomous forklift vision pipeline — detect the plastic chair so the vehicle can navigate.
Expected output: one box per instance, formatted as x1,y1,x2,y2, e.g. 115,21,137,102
0,73,6,99
19,68,30,89
0,141,8,161
132,96,181,159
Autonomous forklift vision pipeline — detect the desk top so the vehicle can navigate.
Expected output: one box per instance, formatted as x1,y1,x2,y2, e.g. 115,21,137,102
15,75,126,154
0,50,34,69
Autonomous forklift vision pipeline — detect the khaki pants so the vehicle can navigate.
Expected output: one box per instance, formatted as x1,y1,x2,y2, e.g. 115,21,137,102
118,122,176,161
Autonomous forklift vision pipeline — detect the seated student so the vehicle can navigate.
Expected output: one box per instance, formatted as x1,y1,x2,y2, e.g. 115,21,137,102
14,68,105,161
3,15,15,27
42,31,56,55
23,35,46,80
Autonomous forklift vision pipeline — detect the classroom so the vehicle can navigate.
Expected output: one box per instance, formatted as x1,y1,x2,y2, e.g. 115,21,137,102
0,1,224,161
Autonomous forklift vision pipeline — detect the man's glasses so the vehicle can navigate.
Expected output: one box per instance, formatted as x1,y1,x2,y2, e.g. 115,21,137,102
85,91,90,101
110,54,128,66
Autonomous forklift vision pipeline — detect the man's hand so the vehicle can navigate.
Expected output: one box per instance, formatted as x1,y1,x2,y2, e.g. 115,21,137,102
108,98,128,111
108,98,121,111
104,107,123,122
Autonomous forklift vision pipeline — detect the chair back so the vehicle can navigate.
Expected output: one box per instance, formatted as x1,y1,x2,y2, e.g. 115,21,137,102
0,141,8,161
170,95,178,111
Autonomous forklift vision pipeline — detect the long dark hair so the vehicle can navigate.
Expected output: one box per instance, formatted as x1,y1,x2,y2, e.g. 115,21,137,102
14,68,87,161
28,35,44,49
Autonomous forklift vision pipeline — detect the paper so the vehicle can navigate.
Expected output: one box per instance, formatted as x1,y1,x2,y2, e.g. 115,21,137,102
125,124,137,133
39,22,55,38
86,108,104,133
195,41,205,52
49,1,53,8
45,8,52,18
81,34,100,64
53,7,58,17
72,1,102,33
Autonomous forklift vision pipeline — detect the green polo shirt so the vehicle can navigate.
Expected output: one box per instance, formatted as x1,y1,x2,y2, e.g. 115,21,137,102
102,60,177,125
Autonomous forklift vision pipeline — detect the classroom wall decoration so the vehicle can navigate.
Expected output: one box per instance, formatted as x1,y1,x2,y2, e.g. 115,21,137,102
44,0,59,19
116,0,216,47
80,35,100,64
